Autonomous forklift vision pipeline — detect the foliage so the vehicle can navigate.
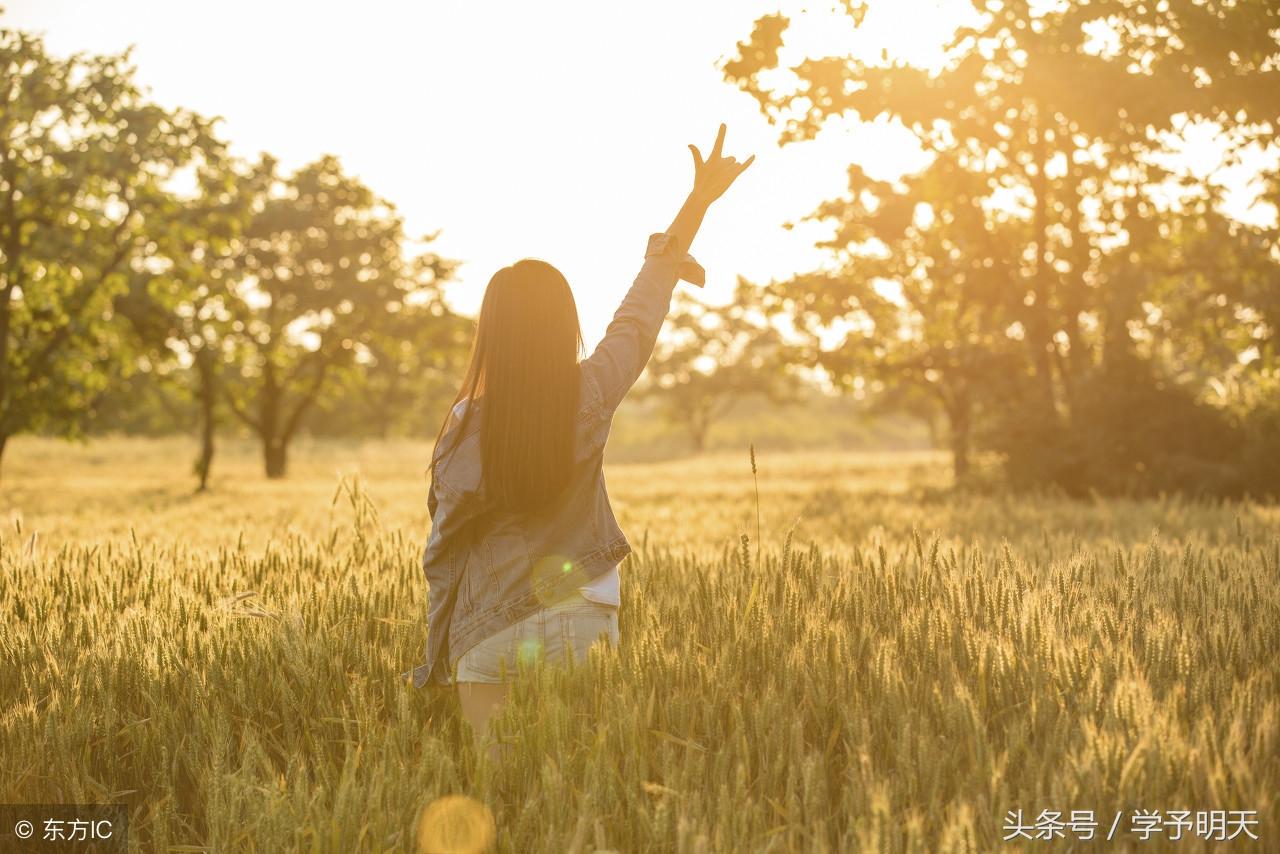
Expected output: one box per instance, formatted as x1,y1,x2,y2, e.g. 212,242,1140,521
222,156,460,478
88,369,194,436
722,0,1280,494
761,156,1027,481
1,18,472,483
637,279,797,450
307,289,474,440
994,352,1253,497
115,150,266,488
0,25,217,470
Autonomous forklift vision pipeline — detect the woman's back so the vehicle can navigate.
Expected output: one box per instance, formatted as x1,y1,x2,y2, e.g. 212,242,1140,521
412,123,754,706
412,232,704,688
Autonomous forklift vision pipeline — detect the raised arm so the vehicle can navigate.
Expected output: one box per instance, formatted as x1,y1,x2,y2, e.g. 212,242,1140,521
582,124,754,413
668,122,756,252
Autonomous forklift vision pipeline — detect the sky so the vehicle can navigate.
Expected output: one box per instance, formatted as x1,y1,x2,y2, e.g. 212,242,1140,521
4,1,1273,348
2,0,967,347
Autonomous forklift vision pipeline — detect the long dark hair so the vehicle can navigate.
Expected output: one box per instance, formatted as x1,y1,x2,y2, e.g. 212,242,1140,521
432,258,583,512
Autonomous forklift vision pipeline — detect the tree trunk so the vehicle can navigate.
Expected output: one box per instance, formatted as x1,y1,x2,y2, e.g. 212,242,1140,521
687,404,713,452
1027,105,1059,420
946,395,972,485
194,349,216,492
690,421,707,452
1102,278,1139,370
1103,213,1148,370
264,438,288,479
259,360,287,478
923,413,939,449
1059,126,1090,408
0,432,7,484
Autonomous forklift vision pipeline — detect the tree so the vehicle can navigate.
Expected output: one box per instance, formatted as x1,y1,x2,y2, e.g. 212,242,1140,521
87,368,191,435
0,26,215,478
639,279,796,451
723,0,1279,491
761,157,1026,481
224,155,456,478
117,152,264,489
307,283,473,440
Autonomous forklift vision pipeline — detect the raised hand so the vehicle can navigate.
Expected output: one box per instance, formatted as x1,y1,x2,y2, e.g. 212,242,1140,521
688,123,755,205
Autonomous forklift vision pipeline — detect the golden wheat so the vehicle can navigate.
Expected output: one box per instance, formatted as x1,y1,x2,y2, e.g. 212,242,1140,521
1,437,1276,852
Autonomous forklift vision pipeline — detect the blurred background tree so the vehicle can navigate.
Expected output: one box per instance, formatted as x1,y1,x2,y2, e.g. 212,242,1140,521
305,253,473,441
97,150,470,486
221,156,459,479
0,27,217,479
638,279,798,451
758,156,1026,482
3,4,1277,497
114,152,266,490
724,0,1279,496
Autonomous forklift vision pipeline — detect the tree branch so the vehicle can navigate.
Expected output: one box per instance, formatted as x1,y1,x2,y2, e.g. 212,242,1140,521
23,204,137,381
223,387,263,434
282,349,337,442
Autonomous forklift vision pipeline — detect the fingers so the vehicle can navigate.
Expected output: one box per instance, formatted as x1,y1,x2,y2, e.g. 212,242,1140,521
711,122,727,158
736,154,756,175
688,144,704,168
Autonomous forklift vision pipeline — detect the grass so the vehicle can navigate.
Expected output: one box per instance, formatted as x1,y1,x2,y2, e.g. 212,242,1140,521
1,436,1277,852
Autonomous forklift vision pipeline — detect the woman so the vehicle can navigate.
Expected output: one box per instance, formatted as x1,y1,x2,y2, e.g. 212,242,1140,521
410,124,754,758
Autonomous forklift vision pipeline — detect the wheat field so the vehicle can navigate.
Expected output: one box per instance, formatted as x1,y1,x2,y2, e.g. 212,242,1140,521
1,437,1277,852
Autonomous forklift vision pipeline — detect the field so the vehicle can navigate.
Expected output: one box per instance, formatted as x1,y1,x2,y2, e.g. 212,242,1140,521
1,437,1277,852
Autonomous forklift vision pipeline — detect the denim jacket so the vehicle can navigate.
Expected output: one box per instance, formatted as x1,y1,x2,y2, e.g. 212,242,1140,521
410,232,704,688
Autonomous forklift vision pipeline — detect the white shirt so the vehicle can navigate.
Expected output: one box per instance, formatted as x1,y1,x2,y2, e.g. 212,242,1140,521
578,565,620,606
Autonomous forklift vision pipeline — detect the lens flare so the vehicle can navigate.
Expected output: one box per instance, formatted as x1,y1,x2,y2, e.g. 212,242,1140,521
416,794,495,854
516,637,544,666
531,554,574,605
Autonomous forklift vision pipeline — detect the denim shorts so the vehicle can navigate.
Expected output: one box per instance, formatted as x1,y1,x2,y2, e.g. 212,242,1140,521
453,590,620,684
